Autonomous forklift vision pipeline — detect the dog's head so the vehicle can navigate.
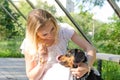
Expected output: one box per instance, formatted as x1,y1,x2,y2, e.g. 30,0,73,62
57,53,74,68
57,49,87,68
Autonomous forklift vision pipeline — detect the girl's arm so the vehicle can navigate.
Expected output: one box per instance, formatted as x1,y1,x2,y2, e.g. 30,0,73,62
24,51,47,80
71,31,96,78
71,31,96,67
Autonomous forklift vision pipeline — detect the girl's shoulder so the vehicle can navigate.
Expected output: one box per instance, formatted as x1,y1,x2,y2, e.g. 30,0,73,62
20,38,36,55
58,23,75,41
59,23,74,29
58,23,75,34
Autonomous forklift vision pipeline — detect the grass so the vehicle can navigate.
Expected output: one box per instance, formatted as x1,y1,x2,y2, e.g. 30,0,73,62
101,61,120,80
0,39,120,80
0,39,24,58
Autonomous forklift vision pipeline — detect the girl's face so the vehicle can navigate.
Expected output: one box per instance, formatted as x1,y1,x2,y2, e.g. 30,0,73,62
37,21,57,46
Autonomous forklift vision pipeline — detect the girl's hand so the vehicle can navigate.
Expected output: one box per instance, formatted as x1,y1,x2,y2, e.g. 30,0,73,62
38,44,48,55
38,44,48,64
70,63,90,78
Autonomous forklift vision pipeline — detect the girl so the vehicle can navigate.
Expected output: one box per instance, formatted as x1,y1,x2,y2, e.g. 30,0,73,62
20,9,96,80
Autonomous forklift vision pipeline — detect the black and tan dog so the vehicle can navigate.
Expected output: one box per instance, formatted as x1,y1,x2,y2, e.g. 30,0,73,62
57,49,87,68
57,49,102,80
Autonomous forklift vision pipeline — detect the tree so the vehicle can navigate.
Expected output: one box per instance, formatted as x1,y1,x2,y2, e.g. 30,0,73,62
0,0,19,39
93,14,120,54
35,0,56,15
73,0,120,10
70,0,120,54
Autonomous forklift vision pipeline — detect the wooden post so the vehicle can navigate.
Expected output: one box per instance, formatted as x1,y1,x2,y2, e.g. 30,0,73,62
26,0,35,9
7,0,27,21
97,59,102,77
0,4,23,30
107,0,120,18
55,0,92,45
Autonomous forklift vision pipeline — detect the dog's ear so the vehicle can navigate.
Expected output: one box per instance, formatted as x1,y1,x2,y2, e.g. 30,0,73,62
74,50,86,63
57,54,74,68
68,49,87,63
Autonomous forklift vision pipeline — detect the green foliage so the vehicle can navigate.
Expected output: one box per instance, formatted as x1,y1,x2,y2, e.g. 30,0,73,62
75,0,120,11
0,0,14,38
56,11,91,32
93,18,120,54
15,0,33,32
0,0,21,40
0,0,120,79
58,11,96,39
57,9,119,56
35,0,56,15
0,39,24,58
102,61,120,80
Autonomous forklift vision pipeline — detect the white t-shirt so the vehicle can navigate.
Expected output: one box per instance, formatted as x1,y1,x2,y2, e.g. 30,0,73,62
20,23,75,80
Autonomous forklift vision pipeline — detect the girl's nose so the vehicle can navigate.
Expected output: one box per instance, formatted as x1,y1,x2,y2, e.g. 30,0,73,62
46,33,54,39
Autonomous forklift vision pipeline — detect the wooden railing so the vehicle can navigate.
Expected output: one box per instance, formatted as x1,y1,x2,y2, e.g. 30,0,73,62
96,53,120,77
97,53,120,63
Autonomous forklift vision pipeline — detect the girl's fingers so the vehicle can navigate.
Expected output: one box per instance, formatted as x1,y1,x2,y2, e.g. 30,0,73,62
38,44,48,55
70,67,88,78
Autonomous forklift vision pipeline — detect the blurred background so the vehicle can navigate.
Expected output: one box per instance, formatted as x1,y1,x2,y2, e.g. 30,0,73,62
0,0,120,80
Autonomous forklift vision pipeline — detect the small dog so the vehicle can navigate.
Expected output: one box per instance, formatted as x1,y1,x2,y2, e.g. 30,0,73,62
57,49,87,68
57,49,102,80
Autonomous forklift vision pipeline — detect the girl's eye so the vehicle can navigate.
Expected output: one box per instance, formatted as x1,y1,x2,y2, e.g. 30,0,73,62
51,27,54,32
41,27,55,37
42,33,47,36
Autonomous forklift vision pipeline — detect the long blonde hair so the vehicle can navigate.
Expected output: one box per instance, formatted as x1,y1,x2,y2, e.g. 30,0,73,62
26,9,59,55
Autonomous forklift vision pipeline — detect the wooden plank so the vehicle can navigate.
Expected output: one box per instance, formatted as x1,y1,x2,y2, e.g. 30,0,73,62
96,53,120,63
0,58,28,80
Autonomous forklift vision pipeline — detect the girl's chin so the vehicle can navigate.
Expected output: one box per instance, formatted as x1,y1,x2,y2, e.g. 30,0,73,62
45,40,55,46
46,42,54,47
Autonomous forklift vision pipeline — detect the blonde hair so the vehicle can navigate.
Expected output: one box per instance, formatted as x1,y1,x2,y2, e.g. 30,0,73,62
26,9,59,55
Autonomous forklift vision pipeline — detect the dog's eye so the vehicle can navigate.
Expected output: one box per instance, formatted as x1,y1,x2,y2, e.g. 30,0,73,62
60,61,68,66
65,54,72,57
